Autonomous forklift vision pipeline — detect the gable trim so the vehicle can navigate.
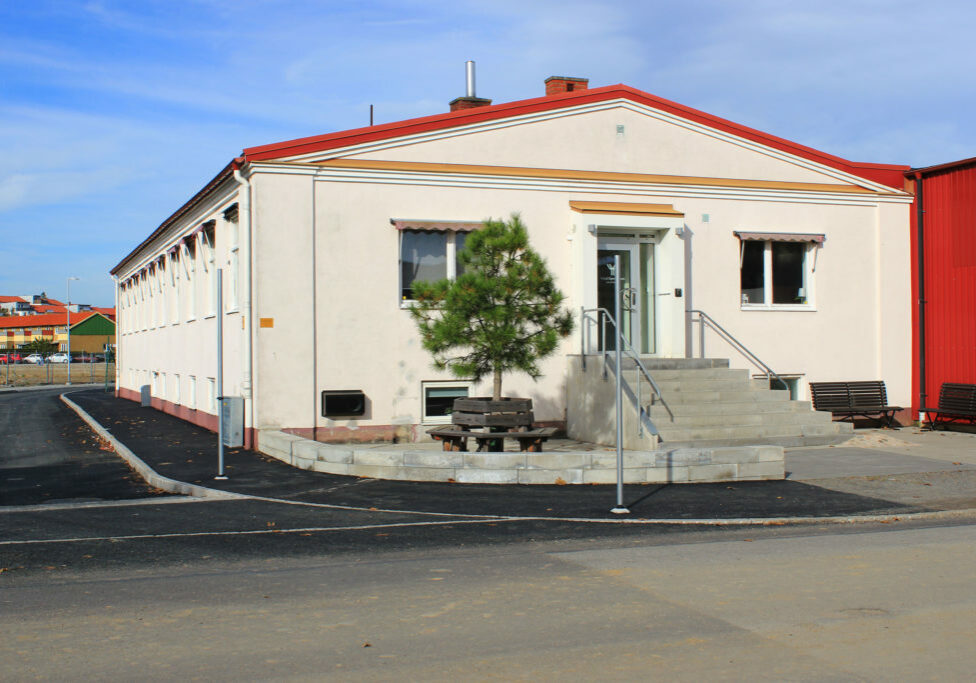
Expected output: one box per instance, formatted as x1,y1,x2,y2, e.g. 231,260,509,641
313,158,891,195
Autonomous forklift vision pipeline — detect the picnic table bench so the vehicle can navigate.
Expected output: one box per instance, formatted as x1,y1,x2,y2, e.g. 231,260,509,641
809,381,902,427
427,426,558,452
921,382,976,429
427,396,557,452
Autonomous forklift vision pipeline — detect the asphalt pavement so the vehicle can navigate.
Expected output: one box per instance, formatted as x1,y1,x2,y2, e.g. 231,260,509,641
62,388,976,522
0,386,171,506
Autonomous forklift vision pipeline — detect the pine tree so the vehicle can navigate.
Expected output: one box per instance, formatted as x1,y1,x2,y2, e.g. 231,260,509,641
410,214,574,400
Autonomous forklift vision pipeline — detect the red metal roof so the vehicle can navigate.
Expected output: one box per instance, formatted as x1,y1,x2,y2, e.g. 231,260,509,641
0,295,25,304
910,155,976,176
112,79,911,276
0,311,105,329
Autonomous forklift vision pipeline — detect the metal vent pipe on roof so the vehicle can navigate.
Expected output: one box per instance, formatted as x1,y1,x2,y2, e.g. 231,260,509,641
465,60,476,97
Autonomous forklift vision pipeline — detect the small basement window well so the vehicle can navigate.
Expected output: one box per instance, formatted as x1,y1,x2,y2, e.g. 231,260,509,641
322,390,366,417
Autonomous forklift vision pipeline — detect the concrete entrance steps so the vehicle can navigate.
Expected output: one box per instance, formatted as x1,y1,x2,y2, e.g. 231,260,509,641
630,357,852,448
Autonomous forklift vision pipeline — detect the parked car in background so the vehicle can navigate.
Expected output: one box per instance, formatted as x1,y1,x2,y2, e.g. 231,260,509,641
1,353,23,364
47,353,70,363
24,354,45,364
75,353,98,363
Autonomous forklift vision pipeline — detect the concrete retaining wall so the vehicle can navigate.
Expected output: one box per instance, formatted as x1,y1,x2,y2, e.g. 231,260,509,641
258,429,784,485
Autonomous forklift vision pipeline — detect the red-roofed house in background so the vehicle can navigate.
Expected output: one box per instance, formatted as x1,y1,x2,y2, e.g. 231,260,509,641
0,293,106,317
0,311,115,353
0,295,34,316
111,68,914,462
908,157,976,421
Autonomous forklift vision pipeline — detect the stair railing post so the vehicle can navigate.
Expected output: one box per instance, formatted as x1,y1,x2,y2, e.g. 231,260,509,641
637,364,642,437
698,313,705,359
580,306,586,371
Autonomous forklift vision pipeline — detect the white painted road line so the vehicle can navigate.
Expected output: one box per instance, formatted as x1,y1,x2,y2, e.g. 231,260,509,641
0,496,207,514
0,517,517,545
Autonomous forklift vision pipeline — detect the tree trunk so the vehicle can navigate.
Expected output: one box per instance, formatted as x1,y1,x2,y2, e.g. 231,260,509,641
493,368,502,401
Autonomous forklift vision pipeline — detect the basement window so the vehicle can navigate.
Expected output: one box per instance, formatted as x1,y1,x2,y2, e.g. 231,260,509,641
422,381,470,424
736,232,823,310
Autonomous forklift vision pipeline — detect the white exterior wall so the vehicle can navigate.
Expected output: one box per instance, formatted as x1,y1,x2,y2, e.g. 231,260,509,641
681,198,911,402
244,171,910,435
115,179,248,428
250,172,316,430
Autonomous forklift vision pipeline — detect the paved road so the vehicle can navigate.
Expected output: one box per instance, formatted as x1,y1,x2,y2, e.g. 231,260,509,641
4,388,976,678
0,387,169,506
3,521,975,680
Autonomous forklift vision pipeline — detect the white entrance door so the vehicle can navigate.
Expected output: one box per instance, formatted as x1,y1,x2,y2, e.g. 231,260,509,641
597,236,656,354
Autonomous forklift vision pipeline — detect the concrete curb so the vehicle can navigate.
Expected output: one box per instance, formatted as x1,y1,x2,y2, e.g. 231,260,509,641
58,392,976,527
60,393,247,501
1,382,104,394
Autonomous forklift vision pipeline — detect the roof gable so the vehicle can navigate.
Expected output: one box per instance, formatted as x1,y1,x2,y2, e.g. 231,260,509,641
243,84,908,189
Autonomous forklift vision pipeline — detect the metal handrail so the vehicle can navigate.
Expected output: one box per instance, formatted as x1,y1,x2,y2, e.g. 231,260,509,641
687,309,789,391
580,307,674,429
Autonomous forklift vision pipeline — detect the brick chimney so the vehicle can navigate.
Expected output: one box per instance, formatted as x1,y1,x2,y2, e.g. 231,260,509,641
450,95,493,112
545,76,589,96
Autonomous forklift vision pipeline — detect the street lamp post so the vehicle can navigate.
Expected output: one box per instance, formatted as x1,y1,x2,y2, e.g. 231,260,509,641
66,276,79,385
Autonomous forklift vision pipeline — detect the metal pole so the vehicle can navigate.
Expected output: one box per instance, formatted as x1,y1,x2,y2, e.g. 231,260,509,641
66,277,78,385
611,254,629,515
215,269,227,480
698,315,705,359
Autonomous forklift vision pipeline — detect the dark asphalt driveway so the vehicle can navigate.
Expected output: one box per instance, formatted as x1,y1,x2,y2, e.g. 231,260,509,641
0,387,171,506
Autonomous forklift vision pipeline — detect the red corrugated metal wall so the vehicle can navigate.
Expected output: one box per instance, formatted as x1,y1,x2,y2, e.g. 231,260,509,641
912,160,976,415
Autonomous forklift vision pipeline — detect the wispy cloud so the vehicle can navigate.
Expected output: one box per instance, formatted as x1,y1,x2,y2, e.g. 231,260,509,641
2,0,976,303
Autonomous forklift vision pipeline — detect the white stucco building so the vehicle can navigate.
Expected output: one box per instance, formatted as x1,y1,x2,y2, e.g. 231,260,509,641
111,75,913,451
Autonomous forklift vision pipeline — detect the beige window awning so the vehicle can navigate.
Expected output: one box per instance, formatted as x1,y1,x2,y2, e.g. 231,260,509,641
734,231,825,244
391,219,483,232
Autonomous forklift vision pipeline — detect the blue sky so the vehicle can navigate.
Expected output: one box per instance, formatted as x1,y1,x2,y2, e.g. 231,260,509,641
2,0,974,306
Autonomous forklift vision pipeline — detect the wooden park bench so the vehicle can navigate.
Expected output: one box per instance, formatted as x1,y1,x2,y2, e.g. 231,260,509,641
920,382,976,429
809,381,903,428
427,396,557,452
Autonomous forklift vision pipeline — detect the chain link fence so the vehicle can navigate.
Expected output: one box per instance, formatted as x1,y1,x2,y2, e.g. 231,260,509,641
1,357,116,388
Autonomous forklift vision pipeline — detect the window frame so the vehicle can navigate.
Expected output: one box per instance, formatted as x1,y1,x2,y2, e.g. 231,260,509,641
738,237,818,311
398,227,473,306
421,380,471,424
